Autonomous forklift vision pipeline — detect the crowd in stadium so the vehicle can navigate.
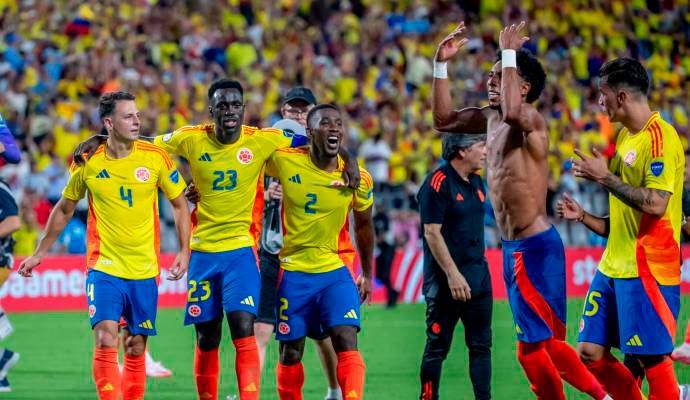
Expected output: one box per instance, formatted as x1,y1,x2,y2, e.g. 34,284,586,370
0,0,689,255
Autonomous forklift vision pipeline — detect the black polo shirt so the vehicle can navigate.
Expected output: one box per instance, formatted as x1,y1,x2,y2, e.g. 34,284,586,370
417,164,490,299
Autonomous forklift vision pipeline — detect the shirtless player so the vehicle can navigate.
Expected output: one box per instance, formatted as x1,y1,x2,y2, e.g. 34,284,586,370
431,21,610,399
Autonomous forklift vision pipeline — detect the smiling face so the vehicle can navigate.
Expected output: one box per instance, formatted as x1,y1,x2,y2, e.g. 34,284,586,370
308,107,343,158
487,62,502,109
209,88,244,136
104,100,140,142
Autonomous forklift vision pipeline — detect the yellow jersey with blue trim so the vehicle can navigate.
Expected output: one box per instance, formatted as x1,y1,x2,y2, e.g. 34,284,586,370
62,141,186,279
266,148,374,273
154,124,305,252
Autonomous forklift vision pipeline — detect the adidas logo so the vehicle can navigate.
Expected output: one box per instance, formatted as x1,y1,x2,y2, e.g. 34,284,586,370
515,324,523,334
344,309,358,319
346,390,358,398
240,296,255,307
626,335,643,347
96,169,110,179
138,320,153,329
198,153,212,162
288,174,302,184
242,382,257,392
100,383,114,392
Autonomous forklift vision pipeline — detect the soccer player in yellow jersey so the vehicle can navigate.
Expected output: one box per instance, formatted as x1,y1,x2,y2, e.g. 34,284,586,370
265,104,375,400
17,92,191,400
152,79,310,400
562,58,683,400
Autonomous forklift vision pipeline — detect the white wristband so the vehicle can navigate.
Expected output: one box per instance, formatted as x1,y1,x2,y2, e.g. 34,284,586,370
502,49,517,69
433,61,448,79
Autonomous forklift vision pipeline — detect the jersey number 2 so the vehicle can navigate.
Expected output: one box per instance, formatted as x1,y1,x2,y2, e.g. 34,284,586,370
304,193,317,214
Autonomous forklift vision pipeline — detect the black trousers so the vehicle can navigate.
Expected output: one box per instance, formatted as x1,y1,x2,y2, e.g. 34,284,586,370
420,290,493,400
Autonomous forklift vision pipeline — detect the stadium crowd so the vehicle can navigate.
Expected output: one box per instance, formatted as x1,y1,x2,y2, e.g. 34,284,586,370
0,0,689,255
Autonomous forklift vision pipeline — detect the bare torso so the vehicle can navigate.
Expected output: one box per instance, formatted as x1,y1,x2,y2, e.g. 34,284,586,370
485,110,550,240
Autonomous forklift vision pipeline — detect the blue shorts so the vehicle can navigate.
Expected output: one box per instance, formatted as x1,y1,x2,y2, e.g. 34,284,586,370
184,247,260,325
578,270,680,355
85,270,158,336
502,226,567,343
275,267,361,341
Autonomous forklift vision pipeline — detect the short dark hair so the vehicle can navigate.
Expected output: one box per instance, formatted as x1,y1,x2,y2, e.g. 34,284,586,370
495,49,546,103
207,79,244,100
306,104,340,128
98,91,135,119
599,58,649,96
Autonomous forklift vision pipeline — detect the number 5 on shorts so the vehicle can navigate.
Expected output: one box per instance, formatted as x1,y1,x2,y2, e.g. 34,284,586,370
584,291,601,317
188,280,211,302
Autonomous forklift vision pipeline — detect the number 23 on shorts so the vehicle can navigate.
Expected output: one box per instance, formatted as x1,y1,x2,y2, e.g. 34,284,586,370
188,280,211,302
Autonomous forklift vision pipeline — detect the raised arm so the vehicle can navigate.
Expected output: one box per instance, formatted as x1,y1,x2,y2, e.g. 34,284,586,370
432,22,487,133
18,197,79,276
0,116,20,164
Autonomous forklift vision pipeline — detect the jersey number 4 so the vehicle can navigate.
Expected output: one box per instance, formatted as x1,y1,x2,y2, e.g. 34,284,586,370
212,170,238,191
119,186,133,207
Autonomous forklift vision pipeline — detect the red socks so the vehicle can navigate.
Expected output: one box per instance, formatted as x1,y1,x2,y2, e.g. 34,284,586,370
545,339,607,399
277,362,304,400
586,352,642,400
645,358,679,400
122,353,146,400
233,336,260,400
93,347,120,400
516,341,565,400
194,347,219,400
685,321,690,344
336,351,366,400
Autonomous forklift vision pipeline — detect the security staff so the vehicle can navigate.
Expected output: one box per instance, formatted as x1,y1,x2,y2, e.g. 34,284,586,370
418,134,492,400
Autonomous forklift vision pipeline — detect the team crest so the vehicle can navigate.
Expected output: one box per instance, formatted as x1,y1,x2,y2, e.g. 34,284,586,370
278,322,290,335
135,167,151,182
237,148,254,164
162,133,173,142
88,305,96,318
188,305,201,317
650,161,664,177
623,150,636,166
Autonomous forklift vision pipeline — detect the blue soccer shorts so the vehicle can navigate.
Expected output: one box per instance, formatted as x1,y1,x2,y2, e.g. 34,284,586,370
85,270,158,336
184,246,260,325
275,266,361,341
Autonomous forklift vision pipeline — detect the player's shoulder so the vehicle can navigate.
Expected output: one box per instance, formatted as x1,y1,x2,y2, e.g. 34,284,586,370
244,124,288,139
275,147,309,155
136,140,174,166
168,124,214,141
423,165,452,193
358,166,374,190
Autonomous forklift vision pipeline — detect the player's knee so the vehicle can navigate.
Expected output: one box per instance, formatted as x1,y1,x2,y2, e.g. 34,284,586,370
577,342,604,364
279,341,305,365
124,336,146,356
195,321,222,351
93,325,119,348
330,326,358,352
227,311,255,339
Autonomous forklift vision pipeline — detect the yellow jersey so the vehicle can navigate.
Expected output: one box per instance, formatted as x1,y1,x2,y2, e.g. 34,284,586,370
63,141,186,279
266,148,374,273
154,124,303,252
599,112,685,285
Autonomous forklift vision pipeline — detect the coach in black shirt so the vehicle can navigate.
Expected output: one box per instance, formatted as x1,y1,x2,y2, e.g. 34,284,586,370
418,134,492,400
